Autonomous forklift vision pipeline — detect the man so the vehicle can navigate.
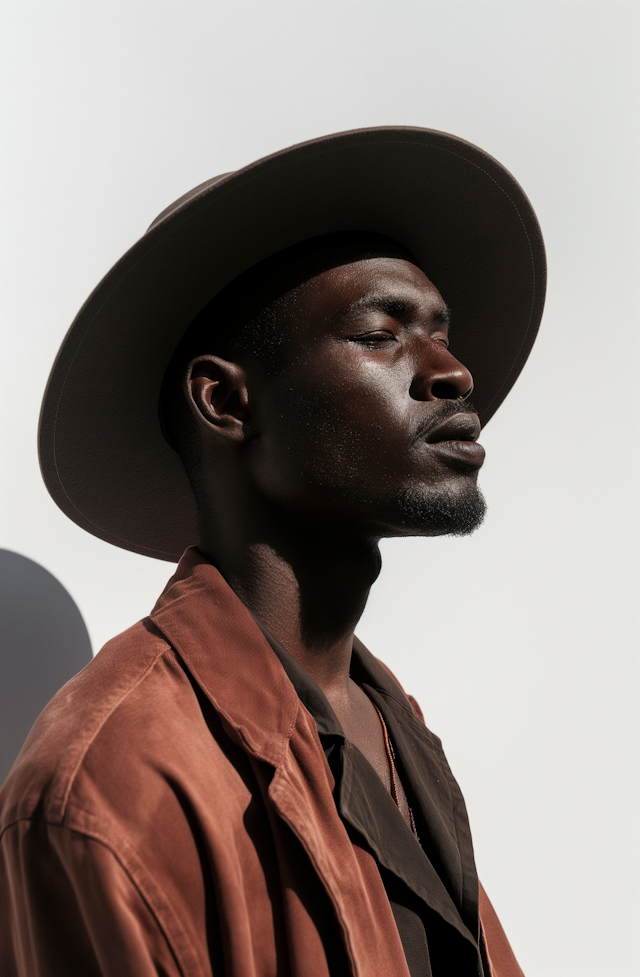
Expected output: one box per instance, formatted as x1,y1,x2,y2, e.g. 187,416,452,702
0,127,545,976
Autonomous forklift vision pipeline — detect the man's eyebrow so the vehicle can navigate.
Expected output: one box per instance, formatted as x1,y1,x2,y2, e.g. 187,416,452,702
332,292,452,325
433,304,452,325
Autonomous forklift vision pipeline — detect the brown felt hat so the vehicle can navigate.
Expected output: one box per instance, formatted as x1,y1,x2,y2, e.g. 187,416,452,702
39,126,546,562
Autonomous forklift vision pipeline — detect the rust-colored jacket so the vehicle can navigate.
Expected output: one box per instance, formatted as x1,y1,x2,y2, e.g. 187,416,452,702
0,548,523,977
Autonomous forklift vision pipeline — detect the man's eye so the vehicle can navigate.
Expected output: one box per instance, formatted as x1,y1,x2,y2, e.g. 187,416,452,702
350,331,396,347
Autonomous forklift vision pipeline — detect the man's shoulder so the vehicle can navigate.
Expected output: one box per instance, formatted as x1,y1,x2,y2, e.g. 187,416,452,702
0,617,195,833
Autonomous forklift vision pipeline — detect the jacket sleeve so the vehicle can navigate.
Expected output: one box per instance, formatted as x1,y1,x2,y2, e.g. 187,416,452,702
0,819,186,977
478,882,525,977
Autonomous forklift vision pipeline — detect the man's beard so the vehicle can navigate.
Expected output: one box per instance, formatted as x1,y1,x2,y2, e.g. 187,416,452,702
380,478,487,538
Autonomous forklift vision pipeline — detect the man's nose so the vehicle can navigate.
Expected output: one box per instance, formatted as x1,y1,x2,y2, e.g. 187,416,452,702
409,345,474,402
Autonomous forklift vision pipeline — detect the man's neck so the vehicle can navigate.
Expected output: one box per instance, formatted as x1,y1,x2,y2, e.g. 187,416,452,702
199,514,382,701
198,497,397,788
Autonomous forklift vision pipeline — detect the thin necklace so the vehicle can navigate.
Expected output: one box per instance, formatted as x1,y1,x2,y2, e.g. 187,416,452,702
371,701,419,840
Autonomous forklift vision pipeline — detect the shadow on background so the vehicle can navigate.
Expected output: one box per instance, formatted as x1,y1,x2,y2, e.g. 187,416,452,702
0,549,92,784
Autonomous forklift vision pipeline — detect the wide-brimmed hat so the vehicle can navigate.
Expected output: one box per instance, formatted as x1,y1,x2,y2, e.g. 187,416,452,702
39,126,546,562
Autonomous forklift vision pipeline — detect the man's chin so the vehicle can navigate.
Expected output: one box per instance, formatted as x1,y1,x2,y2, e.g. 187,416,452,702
380,482,487,538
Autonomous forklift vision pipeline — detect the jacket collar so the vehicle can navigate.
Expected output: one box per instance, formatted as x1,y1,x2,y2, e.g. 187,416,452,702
150,548,418,975
150,546,479,956
149,546,300,766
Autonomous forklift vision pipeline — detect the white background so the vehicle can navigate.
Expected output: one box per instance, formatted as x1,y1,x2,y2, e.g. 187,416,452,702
1,2,638,974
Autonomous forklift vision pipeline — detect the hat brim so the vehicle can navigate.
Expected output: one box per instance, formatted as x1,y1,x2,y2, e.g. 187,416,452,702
38,126,546,561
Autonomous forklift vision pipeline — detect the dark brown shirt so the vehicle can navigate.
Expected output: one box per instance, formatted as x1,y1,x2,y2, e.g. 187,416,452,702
258,623,484,977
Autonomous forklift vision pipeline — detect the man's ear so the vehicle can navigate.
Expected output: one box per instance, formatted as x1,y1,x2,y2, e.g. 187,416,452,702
186,355,252,443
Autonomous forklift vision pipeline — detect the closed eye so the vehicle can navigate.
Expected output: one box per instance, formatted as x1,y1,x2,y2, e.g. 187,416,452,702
349,331,397,348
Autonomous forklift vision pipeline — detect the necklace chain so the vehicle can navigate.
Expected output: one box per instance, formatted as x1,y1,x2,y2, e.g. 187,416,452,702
371,701,419,840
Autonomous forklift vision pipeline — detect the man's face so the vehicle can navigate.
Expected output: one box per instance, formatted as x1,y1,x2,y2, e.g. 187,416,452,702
239,257,486,538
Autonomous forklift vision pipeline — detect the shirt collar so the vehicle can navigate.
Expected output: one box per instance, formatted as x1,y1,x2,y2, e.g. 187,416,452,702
254,616,480,948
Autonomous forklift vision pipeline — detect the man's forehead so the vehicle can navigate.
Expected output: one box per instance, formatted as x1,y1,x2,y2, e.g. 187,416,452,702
294,257,448,323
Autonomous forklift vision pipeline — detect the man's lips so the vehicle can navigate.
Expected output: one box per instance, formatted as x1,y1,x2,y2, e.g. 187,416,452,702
421,410,485,470
423,411,481,444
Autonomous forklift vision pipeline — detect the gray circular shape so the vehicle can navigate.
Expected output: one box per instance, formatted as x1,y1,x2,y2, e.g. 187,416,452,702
0,550,92,784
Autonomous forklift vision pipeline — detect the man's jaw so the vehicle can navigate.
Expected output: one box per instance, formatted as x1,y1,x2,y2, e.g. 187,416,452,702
381,478,487,538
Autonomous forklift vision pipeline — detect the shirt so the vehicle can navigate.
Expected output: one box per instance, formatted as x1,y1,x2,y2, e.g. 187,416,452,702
258,622,485,977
